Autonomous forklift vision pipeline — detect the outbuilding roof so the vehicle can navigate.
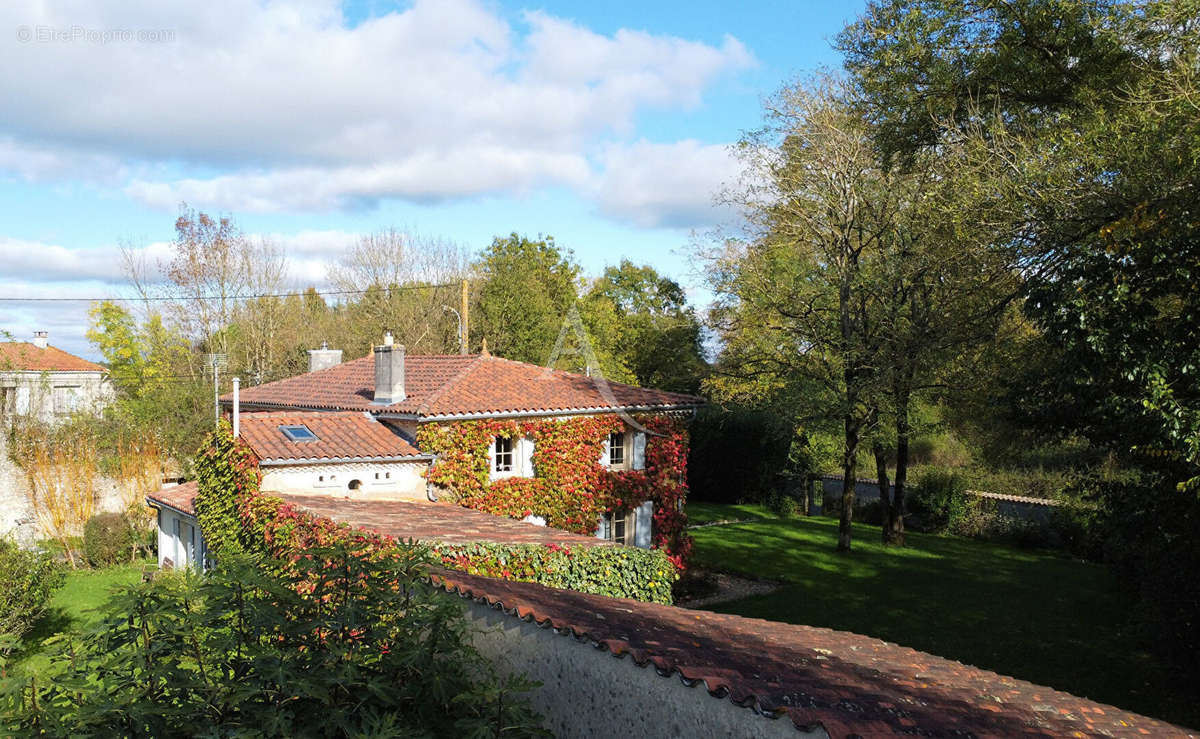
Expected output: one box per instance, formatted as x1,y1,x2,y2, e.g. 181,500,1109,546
0,342,105,372
237,411,425,464
146,480,199,516
228,353,702,419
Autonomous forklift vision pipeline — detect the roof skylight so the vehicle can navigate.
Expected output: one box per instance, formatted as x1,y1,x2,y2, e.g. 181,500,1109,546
279,424,318,442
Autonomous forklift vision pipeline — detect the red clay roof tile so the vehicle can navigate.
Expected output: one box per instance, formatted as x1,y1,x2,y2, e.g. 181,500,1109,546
238,411,423,463
229,353,702,418
146,480,198,516
433,569,1196,738
0,342,105,372
276,494,609,547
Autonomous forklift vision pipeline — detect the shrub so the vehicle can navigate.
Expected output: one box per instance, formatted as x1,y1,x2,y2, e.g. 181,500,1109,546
0,539,65,646
432,541,676,604
766,489,798,518
1,544,547,737
907,467,968,531
82,512,134,567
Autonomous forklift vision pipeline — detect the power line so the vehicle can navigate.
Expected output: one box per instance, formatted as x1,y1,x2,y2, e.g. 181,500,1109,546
0,282,460,303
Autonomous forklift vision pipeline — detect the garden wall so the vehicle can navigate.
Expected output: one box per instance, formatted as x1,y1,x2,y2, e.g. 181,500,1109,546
817,475,1059,524
0,436,128,546
464,600,819,739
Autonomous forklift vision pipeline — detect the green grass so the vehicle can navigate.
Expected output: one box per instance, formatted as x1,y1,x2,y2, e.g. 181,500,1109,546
686,506,1197,729
687,501,778,525
9,559,153,677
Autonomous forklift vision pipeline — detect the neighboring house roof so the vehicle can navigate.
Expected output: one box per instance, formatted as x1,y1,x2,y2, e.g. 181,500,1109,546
238,411,426,464
278,495,611,547
228,353,702,419
435,569,1194,738
0,342,105,372
147,480,199,516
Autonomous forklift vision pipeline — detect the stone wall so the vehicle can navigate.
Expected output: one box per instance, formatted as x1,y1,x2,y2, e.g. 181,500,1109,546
817,475,1060,525
464,600,822,739
0,436,130,546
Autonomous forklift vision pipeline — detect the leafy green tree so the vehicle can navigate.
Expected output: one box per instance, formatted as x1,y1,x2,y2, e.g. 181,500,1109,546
839,0,1200,673
473,234,581,365
581,261,707,394
86,301,209,461
712,77,902,551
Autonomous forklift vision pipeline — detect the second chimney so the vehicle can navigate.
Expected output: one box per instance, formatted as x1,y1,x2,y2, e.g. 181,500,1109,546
307,341,343,373
373,335,405,405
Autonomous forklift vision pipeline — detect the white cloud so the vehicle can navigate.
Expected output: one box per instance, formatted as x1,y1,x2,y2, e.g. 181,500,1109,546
590,140,741,228
0,0,753,227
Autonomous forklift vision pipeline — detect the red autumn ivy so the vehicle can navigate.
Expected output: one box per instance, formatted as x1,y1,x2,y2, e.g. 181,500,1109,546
417,414,693,568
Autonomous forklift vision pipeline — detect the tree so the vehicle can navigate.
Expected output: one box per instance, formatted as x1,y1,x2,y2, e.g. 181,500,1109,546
329,228,470,356
712,77,901,551
713,73,1023,549
838,0,1200,673
580,261,707,394
473,234,581,365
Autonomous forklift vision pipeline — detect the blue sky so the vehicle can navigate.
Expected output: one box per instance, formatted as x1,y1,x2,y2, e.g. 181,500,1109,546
0,0,863,358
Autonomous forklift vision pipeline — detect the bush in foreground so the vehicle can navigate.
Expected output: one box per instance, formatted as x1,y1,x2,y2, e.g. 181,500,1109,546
0,539,65,648
1,542,547,738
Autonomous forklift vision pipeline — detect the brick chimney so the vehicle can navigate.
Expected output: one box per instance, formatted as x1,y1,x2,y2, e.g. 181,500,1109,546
307,341,343,373
31,331,48,349
372,331,405,405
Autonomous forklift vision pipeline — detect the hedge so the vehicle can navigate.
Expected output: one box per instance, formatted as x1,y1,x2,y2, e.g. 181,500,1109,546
431,541,677,604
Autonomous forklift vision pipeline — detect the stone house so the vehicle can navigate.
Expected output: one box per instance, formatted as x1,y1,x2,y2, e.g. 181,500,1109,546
147,334,702,569
0,332,112,423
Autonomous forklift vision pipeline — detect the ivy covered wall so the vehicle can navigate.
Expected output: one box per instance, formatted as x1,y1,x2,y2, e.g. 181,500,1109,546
417,414,693,568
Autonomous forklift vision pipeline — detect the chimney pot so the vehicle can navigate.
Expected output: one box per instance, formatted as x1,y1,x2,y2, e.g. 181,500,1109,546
307,342,343,373
373,342,406,405
383,330,394,346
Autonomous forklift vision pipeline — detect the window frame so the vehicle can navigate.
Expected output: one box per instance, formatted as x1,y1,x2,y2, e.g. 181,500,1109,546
607,430,627,469
493,436,515,474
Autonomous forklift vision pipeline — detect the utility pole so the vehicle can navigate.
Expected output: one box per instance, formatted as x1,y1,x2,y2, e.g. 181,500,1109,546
460,278,470,354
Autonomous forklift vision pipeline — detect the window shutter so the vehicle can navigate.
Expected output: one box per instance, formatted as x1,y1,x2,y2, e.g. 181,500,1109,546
634,502,653,548
599,435,610,466
488,437,496,480
520,437,535,477
632,431,646,470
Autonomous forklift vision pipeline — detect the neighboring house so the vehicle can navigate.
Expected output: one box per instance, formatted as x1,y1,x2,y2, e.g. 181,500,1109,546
147,333,702,568
0,332,112,423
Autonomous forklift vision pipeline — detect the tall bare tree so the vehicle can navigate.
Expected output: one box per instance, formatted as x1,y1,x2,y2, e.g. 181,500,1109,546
328,228,471,354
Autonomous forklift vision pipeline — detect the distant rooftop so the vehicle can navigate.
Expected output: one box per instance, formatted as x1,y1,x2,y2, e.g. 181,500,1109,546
0,341,105,373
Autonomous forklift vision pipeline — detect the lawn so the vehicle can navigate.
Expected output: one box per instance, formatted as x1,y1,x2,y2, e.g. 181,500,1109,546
686,505,1197,730
9,559,153,677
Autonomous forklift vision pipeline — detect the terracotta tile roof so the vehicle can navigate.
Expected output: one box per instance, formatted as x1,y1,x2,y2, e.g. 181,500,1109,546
277,494,610,548
146,480,198,516
0,342,105,372
229,353,702,418
238,411,425,464
433,569,1196,738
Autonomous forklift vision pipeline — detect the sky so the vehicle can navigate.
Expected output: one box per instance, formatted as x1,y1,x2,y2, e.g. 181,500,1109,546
0,0,865,359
